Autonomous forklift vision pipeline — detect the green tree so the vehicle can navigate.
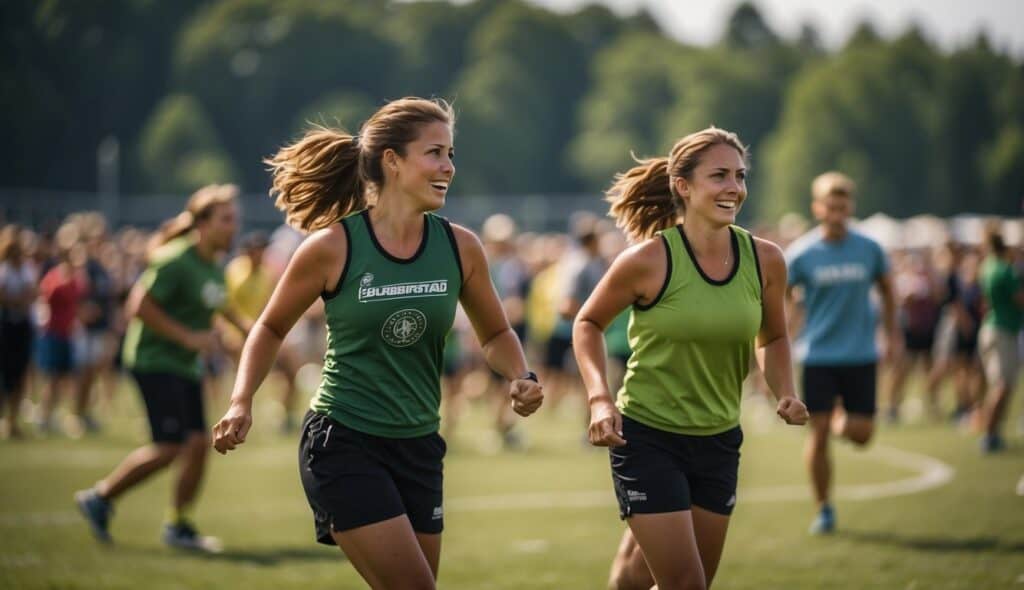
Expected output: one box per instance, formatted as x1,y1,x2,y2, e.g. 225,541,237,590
291,91,377,138
175,0,397,191
384,0,495,99
568,32,687,191
1,0,205,191
761,35,941,221
452,1,588,194
138,94,238,193
721,1,779,50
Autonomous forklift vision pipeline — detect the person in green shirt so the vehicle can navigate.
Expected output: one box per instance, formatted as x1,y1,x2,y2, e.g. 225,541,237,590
574,127,808,590
75,184,248,552
977,229,1023,453
211,97,543,589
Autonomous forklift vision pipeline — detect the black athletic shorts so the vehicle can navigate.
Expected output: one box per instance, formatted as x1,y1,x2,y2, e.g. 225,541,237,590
298,411,446,545
131,371,206,443
544,334,573,371
610,416,742,518
801,363,877,416
1,319,33,394
904,329,934,353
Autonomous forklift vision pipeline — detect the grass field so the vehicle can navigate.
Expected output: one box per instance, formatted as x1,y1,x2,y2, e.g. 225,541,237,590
2,374,1023,589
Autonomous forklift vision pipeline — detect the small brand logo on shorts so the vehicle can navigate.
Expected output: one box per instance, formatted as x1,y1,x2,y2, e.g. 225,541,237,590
726,494,736,507
432,506,443,520
626,490,647,503
381,308,427,347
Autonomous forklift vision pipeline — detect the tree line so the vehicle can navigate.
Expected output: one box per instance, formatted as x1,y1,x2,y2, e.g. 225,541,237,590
3,0,1022,221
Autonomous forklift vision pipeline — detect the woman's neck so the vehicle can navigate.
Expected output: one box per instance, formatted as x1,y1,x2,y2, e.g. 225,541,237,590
193,233,218,261
371,190,426,243
681,215,731,258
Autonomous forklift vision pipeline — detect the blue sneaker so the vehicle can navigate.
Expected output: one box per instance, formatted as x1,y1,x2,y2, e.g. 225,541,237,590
75,488,113,544
162,520,223,553
981,434,1005,454
809,504,835,535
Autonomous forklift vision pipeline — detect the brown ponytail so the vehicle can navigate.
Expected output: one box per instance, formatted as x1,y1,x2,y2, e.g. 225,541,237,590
266,97,455,232
265,128,365,232
606,155,677,243
606,126,748,242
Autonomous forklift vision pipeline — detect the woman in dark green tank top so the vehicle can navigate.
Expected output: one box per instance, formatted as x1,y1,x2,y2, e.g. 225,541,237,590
573,127,808,589
211,97,543,589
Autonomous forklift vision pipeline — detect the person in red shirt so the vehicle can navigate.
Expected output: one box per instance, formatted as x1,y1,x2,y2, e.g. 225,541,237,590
36,232,88,434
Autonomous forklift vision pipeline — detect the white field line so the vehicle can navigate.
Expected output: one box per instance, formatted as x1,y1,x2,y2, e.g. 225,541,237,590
0,445,954,526
444,444,955,512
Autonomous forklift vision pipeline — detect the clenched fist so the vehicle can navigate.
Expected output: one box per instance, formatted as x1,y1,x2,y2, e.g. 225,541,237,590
510,378,543,417
588,396,626,447
212,400,253,454
777,396,809,426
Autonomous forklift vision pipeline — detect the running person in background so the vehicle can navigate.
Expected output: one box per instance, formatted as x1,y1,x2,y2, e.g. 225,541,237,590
75,184,245,551
73,214,117,434
211,98,543,589
574,127,808,590
225,231,301,433
35,225,88,435
785,171,901,535
976,228,1023,453
884,251,941,423
0,225,37,439
480,213,532,449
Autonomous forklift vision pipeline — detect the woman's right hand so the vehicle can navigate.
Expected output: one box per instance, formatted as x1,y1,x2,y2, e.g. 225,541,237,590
588,395,626,447
212,400,253,455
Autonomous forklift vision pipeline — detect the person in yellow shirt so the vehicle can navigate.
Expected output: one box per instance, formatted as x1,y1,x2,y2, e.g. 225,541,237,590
225,232,301,432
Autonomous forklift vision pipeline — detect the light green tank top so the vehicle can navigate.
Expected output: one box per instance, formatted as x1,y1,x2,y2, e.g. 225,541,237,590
310,210,462,437
617,224,763,435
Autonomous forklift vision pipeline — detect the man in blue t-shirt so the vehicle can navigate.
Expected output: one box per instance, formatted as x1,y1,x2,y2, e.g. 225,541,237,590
785,171,902,535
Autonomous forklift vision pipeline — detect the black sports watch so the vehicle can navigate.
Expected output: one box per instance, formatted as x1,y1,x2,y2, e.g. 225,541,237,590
519,371,539,383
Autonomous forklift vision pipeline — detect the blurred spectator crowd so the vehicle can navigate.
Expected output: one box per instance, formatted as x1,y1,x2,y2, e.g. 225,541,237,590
1,209,1021,447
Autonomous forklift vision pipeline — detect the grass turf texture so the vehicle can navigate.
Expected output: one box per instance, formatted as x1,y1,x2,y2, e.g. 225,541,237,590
1,375,1022,589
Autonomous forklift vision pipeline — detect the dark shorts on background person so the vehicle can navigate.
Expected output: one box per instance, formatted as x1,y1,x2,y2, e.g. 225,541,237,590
131,371,206,443
1,319,33,393
802,363,877,416
609,415,742,518
37,332,75,375
298,411,446,545
955,332,978,356
543,334,573,371
903,330,934,354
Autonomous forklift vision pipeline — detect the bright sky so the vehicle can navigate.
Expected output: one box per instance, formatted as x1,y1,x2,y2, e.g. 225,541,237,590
526,0,1024,57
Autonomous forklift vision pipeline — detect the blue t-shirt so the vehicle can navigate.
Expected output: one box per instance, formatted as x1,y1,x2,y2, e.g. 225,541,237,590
786,228,888,366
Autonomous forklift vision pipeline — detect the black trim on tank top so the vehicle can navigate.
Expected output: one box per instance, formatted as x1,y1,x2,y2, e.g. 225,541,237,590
322,218,352,301
748,231,764,299
635,233,672,311
361,209,429,264
677,225,740,286
439,216,464,285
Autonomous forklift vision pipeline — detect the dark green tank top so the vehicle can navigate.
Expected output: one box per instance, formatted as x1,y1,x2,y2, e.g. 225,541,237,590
310,210,463,437
617,225,763,435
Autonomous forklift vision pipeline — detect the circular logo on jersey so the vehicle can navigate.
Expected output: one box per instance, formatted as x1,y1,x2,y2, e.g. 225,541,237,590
381,309,427,348
360,273,374,287
201,281,226,309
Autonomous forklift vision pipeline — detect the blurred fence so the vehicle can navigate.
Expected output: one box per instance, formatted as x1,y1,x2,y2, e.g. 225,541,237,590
0,189,609,233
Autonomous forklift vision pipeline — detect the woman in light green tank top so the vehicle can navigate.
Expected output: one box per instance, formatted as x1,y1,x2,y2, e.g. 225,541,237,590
574,127,808,589
211,98,543,589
